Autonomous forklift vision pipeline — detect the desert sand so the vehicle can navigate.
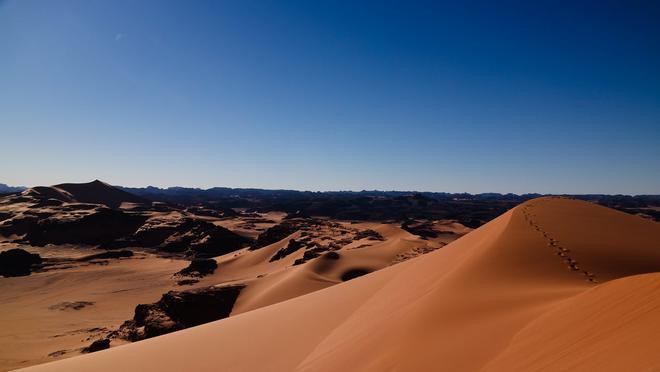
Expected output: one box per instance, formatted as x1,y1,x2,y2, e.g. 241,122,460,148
0,252,189,369
1,181,470,370
17,197,660,371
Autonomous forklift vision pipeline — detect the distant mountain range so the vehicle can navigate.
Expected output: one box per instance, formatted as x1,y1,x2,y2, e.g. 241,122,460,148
120,185,660,223
120,185,659,205
3,181,658,221
0,183,26,194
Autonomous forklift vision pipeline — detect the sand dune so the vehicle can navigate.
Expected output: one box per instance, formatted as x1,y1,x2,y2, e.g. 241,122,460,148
483,272,660,371
18,197,660,371
0,207,454,369
216,222,438,315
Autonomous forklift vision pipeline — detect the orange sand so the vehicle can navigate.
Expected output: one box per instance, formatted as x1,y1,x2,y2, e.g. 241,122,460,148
17,198,660,371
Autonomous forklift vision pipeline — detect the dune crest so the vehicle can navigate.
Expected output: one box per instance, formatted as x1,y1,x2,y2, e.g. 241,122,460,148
19,197,660,372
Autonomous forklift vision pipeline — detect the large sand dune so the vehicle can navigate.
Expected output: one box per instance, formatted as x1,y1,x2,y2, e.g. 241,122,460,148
18,197,660,371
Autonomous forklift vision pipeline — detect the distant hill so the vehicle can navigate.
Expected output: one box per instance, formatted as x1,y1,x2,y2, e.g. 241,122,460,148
0,183,26,194
23,180,149,208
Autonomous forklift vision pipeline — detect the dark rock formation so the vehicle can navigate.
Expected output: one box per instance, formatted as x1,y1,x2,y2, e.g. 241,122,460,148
47,350,68,358
187,224,250,257
250,220,299,250
184,206,223,218
1,197,249,257
292,247,336,266
108,218,251,257
97,239,136,250
22,208,148,246
269,239,304,262
48,301,95,311
132,221,188,248
19,181,148,209
158,220,250,257
354,229,385,241
176,279,199,286
0,248,42,277
176,258,218,277
82,338,110,353
0,215,39,236
284,210,311,219
117,285,245,341
53,180,148,208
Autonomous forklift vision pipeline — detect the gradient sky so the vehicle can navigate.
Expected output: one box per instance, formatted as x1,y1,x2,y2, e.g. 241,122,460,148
1,0,659,194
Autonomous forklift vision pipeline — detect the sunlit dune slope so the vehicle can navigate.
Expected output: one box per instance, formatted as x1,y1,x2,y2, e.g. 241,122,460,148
200,221,437,315
483,272,660,372
20,197,660,372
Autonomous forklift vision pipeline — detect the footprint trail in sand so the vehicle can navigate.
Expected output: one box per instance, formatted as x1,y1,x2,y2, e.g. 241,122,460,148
522,200,598,283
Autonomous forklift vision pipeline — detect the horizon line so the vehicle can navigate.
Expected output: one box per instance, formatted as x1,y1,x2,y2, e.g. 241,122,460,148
2,180,658,197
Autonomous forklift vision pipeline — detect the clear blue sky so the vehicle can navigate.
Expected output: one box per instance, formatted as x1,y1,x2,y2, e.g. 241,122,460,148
1,0,659,194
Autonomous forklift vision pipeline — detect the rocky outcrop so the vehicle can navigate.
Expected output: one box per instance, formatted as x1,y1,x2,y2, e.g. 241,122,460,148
48,301,95,311
1,201,249,257
269,239,304,262
22,208,148,246
0,248,42,277
353,229,385,241
82,339,110,353
176,258,218,277
117,285,245,341
250,220,299,250
51,180,148,208
0,215,39,236
19,181,148,209
101,218,250,257
293,248,327,265
156,219,250,257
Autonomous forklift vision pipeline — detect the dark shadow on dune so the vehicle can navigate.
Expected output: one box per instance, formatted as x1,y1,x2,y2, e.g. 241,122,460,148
341,268,371,282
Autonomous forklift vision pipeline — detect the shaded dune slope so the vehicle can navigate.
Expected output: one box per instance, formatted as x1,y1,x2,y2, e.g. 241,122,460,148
21,197,660,372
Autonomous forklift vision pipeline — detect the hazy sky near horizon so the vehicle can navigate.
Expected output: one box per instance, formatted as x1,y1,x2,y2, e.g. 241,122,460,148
1,0,659,194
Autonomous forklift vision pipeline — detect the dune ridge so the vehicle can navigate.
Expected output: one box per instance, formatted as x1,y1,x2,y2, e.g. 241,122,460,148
18,197,660,372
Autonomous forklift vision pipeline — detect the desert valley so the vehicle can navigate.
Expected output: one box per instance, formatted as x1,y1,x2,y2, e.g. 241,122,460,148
0,181,658,371
3,1,659,370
